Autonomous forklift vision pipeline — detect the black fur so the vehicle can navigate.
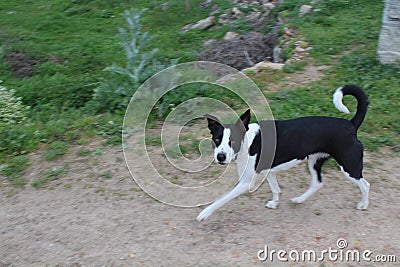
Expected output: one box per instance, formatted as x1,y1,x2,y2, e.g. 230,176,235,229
248,84,368,179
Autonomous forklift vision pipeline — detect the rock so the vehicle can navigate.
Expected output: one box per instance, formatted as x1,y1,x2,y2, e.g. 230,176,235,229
218,13,230,24
203,39,217,46
263,3,275,10
223,31,239,40
247,11,262,22
294,46,306,53
254,61,285,70
273,46,282,63
182,16,215,31
378,0,400,64
199,0,213,8
232,7,243,17
299,5,313,17
242,61,285,72
284,27,294,37
160,2,171,11
210,4,220,15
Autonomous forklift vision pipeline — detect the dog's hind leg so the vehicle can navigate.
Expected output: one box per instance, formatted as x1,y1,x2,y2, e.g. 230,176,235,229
339,166,370,210
265,172,281,209
336,142,369,210
291,153,329,204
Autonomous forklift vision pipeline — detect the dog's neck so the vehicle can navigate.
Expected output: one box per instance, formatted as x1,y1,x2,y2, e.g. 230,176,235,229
235,123,260,176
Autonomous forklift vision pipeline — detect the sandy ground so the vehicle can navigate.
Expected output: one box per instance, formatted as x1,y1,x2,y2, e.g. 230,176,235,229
1,65,399,266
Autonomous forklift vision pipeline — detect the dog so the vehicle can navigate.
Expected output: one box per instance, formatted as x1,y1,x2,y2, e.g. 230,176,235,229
196,85,369,221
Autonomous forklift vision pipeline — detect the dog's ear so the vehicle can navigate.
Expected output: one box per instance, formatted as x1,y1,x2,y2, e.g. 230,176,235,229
204,114,220,130
237,109,251,131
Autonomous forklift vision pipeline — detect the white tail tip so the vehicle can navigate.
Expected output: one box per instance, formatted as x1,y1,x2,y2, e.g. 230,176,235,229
333,87,350,114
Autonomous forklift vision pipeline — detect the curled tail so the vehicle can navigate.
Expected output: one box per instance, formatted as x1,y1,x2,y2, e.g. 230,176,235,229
333,85,369,129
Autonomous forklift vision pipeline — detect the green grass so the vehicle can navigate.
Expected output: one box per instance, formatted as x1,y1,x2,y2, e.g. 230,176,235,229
0,155,30,186
76,148,91,157
0,0,230,162
251,0,400,151
31,168,64,188
101,171,112,179
43,141,68,161
1,0,399,186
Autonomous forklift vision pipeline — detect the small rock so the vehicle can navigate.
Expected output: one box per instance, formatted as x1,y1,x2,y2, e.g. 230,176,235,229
294,46,306,53
232,7,243,17
210,4,220,15
182,16,215,31
255,61,285,70
284,27,294,37
223,31,238,40
199,0,212,8
160,2,171,11
218,13,230,24
247,11,261,22
263,3,275,11
299,5,313,17
314,210,323,216
242,61,285,72
203,39,217,46
273,46,282,63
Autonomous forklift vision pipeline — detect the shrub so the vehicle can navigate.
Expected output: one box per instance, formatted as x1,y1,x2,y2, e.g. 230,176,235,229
90,8,176,114
0,85,29,127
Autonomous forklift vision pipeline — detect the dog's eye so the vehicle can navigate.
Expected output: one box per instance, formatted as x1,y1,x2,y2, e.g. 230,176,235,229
214,138,220,143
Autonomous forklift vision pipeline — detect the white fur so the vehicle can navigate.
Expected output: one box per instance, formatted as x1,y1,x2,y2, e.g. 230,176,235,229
214,128,235,164
265,173,280,209
197,112,369,221
339,166,370,210
236,123,260,179
196,155,258,221
271,158,303,172
197,124,260,221
333,87,350,114
290,153,328,204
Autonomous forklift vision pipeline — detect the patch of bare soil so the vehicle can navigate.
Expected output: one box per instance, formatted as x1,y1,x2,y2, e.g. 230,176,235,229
1,70,399,266
4,51,41,78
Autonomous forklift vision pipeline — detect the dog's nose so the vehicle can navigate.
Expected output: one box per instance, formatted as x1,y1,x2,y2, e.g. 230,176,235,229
217,153,226,163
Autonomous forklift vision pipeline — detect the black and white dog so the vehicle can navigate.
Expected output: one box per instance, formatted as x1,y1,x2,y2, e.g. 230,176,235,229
196,85,369,221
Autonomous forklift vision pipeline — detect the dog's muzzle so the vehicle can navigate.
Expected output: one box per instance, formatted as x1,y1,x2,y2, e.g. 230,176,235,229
216,153,227,164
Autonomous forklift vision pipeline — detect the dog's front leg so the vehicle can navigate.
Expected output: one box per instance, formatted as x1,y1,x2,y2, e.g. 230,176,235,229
196,181,250,221
196,156,257,221
265,172,281,209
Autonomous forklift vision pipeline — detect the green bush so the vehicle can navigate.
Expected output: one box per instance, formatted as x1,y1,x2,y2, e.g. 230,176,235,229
0,85,29,127
89,8,176,114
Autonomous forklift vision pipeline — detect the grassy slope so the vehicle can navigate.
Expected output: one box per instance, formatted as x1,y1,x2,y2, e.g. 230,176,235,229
0,0,229,155
252,0,400,151
0,0,399,184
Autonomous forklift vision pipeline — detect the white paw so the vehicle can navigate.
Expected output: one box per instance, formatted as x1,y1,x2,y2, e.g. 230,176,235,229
196,208,213,221
265,200,278,209
290,196,305,204
356,201,369,210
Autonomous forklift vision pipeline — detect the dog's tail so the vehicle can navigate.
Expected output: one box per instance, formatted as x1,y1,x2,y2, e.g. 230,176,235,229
333,85,369,129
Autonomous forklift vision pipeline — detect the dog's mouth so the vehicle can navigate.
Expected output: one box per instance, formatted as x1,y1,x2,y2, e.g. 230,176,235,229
218,161,227,165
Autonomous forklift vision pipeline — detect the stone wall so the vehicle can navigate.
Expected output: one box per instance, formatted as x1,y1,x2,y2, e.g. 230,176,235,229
377,0,400,64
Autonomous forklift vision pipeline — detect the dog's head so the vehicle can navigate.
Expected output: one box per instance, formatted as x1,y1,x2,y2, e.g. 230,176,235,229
206,109,251,165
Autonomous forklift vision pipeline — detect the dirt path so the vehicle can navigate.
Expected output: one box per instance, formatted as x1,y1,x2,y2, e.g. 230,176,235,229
1,65,399,266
